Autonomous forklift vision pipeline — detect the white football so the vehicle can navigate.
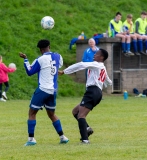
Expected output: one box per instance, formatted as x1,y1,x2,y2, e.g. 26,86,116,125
9,63,16,69
41,16,55,30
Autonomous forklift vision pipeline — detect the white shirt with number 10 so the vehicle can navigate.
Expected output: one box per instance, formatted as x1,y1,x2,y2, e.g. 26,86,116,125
64,61,112,90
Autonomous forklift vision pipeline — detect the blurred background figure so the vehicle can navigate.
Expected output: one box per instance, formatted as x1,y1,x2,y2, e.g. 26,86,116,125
0,56,16,102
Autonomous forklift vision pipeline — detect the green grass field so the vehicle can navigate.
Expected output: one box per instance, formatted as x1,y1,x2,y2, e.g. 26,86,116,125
0,95,147,160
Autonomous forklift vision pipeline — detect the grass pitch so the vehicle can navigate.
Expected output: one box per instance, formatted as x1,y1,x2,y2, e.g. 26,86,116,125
0,95,147,160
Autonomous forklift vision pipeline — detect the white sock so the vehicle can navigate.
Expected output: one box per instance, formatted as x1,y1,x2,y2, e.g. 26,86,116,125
82,140,89,143
28,137,34,141
60,135,64,139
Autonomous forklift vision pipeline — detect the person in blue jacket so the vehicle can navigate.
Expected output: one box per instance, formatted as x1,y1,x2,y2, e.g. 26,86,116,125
82,38,99,62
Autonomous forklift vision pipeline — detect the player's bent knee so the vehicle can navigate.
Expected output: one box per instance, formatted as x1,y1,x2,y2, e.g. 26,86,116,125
72,109,77,115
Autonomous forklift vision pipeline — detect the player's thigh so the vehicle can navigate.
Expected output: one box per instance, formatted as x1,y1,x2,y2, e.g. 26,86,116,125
135,33,142,39
72,104,80,115
78,106,91,118
44,93,56,111
115,33,125,38
28,108,38,119
30,88,48,110
125,34,131,40
141,35,147,40
130,34,137,39
80,86,102,110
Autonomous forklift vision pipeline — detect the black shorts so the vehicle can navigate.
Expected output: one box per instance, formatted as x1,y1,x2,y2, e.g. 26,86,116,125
80,86,102,110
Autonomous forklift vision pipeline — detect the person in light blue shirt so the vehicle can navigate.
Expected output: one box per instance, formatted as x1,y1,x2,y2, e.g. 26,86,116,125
19,39,69,146
82,38,99,62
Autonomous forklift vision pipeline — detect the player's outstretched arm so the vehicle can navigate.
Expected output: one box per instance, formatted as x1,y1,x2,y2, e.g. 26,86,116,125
19,52,27,59
58,70,64,75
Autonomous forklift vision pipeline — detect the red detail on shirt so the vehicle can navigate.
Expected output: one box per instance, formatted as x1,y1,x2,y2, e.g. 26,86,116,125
98,69,106,82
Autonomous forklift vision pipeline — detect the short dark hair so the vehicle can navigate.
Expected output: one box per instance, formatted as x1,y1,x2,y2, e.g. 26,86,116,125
141,11,147,15
99,48,108,61
37,39,50,49
116,12,122,16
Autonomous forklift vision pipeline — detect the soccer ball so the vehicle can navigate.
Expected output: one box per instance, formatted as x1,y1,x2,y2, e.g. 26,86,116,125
9,63,16,69
41,16,55,30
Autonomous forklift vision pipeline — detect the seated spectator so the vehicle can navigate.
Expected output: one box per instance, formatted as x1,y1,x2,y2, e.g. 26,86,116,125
134,11,147,55
108,12,134,57
123,14,142,56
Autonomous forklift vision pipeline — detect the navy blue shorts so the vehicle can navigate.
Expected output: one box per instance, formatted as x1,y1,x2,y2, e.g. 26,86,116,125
80,86,102,110
30,88,56,111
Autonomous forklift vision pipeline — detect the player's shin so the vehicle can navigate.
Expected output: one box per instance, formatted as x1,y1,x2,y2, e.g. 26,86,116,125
53,119,69,143
27,119,36,140
74,113,90,127
53,119,63,135
78,118,88,140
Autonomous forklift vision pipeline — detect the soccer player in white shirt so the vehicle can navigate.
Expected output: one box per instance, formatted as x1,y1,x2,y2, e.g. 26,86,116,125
19,39,69,146
59,48,112,144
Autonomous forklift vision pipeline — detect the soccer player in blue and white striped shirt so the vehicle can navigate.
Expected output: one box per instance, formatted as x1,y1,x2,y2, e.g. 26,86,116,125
19,39,69,146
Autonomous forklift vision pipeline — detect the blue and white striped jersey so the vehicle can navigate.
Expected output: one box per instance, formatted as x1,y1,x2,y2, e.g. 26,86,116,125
24,52,63,94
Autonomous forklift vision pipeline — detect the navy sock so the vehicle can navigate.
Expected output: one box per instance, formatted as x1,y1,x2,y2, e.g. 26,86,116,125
78,118,88,140
28,119,36,137
145,40,147,50
138,40,143,51
121,42,126,52
53,119,63,136
132,40,138,52
74,113,89,127
126,43,130,52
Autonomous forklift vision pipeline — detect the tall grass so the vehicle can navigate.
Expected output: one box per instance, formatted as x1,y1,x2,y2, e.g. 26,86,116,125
0,0,146,99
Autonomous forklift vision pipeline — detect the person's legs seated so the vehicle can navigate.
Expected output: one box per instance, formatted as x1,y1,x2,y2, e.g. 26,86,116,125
136,34,146,55
116,34,133,56
116,34,126,54
125,35,134,56
131,34,140,55
142,35,147,55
